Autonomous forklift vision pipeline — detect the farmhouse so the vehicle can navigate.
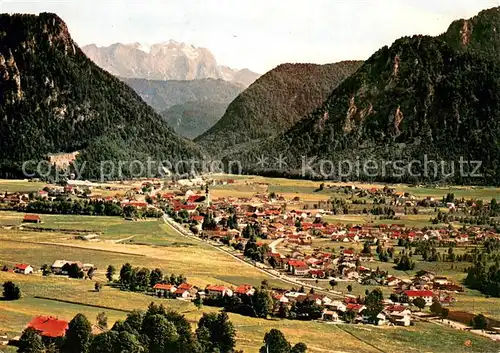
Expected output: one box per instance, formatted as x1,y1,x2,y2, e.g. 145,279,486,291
23,214,41,223
14,263,34,274
173,288,191,299
27,316,68,338
153,283,177,297
404,290,434,306
51,260,83,275
321,310,341,322
173,283,196,299
206,285,233,298
234,284,255,296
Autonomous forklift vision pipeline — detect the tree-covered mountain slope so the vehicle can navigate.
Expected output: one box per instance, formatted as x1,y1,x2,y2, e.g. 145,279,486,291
194,61,363,153
232,32,500,184
0,13,202,179
122,78,244,113
161,101,230,139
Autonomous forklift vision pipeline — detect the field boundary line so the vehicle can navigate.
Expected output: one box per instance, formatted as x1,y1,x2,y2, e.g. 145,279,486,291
335,325,388,353
33,296,132,313
0,239,146,257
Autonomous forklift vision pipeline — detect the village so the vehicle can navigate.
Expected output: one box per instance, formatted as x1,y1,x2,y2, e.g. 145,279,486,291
2,175,500,349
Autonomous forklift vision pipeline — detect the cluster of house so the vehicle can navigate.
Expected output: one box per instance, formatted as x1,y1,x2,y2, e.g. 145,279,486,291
3,260,95,276
163,280,417,326
152,282,197,299
50,260,95,274
161,184,499,246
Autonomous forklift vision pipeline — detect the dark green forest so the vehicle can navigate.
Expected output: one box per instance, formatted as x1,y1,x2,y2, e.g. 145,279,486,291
226,9,500,185
195,61,363,153
0,13,201,179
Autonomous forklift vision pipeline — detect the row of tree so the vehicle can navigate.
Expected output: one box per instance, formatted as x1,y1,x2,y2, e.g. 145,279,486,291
116,263,186,291
17,302,308,353
18,199,163,218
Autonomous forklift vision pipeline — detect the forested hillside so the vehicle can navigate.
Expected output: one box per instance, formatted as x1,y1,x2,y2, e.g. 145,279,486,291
195,61,363,153
230,24,500,184
122,78,243,113
0,13,201,179
161,101,230,139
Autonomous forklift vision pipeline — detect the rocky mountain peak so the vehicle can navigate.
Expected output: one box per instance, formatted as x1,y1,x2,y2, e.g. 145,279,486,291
82,41,260,86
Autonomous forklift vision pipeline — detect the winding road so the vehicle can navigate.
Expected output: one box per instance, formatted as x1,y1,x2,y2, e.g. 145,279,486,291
162,215,342,298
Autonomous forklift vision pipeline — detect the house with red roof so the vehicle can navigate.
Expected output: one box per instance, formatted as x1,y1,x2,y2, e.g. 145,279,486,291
346,303,366,314
14,263,33,275
404,290,434,306
383,305,412,326
273,293,289,304
173,287,192,299
174,204,198,213
191,215,204,222
153,283,177,297
27,316,68,338
206,285,233,298
187,195,205,204
287,260,310,276
234,284,255,297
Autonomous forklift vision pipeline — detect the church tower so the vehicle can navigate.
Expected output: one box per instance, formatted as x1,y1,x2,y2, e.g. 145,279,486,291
205,184,211,207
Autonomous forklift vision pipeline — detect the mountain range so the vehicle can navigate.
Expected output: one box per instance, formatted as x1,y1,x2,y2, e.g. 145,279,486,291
2,8,500,184
120,78,244,139
0,13,201,179
82,41,260,87
228,7,500,184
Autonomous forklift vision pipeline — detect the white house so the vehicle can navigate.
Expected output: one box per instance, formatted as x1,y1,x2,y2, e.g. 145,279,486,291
206,285,233,298
14,263,33,274
322,310,341,322
404,290,434,306
174,288,191,299
153,283,177,297
327,300,347,312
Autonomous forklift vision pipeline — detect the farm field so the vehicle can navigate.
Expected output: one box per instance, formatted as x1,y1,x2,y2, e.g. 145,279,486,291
215,175,500,201
0,180,46,193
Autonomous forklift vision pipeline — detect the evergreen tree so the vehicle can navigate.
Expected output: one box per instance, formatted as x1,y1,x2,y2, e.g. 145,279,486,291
364,289,384,324
96,312,108,329
17,327,45,353
412,297,426,311
106,265,115,282
63,313,93,353
141,314,179,353
253,289,274,318
196,312,236,353
115,331,144,353
291,342,308,353
150,268,163,287
260,329,291,353
89,331,117,353
119,263,134,288
3,281,21,300
472,314,489,330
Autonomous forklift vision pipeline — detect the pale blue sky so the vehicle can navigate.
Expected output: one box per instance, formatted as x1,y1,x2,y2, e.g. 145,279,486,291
1,0,499,72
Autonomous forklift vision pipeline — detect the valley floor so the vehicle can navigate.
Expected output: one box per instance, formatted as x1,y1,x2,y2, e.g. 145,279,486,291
1,212,500,352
